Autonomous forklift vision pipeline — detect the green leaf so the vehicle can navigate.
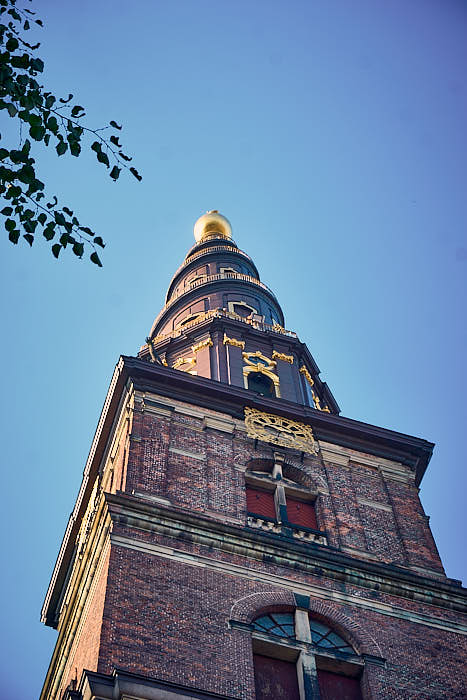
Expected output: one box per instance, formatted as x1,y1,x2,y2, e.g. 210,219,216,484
63,207,73,216
51,243,61,258
8,229,20,244
6,102,17,117
23,19,30,31
30,57,44,72
119,151,132,162
71,105,85,117
91,141,101,153
130,167,142,181
47,116,58,134
97,150,110,167
5,218,16,231
23,233,34,246
90,251,102,267
59,93,73,104
5,37,18,51
109,165,120,180
0,148,8,160
69,140,80,157
1,206,13,215
94,236,105,248
43,224,55,241
37,212,47,225
54,211,66,226
45,95,55,109
17,164,35,183
56,141,67,156
110,135,121,147
109,120,122,130
21,139,31,155
11,54,29,69
29,124,46,141
72,241,84,258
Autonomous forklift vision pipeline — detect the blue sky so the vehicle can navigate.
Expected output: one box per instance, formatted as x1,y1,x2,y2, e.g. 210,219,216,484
1,1,466,697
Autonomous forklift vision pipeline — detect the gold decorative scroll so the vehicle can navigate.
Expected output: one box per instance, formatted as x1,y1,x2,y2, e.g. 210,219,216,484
299,365,314,385
191,337,213,353
223,334,245,349
173,356,196,369
300,365,331,413
242,350,277,369
272,350,294,364
244,407,317,454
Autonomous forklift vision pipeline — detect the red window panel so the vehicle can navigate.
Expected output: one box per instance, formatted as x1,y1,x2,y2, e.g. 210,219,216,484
246,487,276,519
253,654,300,700
318,670,363,700
286,497,318,530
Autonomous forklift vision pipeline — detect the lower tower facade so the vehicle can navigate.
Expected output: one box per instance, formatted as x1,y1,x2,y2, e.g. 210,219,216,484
41,212,467,700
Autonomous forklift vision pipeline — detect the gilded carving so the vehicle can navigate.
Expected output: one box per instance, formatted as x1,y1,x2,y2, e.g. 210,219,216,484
272,350,294,364
244,406,317,454
300,365,331,412
173,356,196,369
191,337,213,353
242,350,277,369
223,334,245,349
299,365,314,386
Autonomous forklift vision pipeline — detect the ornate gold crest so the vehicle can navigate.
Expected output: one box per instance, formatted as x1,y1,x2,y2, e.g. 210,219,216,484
244,407,317,454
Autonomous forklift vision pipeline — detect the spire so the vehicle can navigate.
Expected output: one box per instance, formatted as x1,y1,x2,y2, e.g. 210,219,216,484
140,212,339,414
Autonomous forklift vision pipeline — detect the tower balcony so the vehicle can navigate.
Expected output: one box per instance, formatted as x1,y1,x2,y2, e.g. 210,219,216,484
150,307,297,346
166,271,279,308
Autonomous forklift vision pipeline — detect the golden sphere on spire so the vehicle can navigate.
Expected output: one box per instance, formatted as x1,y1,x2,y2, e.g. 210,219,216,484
193,210,232,243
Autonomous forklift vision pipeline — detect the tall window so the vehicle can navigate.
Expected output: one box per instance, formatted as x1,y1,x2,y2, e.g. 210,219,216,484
252,611,363,700
247,372,276,398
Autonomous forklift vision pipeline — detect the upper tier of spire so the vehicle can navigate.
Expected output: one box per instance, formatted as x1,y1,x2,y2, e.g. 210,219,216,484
139,211,339,414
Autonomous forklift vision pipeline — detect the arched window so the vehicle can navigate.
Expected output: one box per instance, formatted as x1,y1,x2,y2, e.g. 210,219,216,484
251,611,363,700
247,372,275,398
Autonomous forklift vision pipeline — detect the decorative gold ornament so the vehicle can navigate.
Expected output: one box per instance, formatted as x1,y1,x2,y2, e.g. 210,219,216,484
299,365,314,386
272,350,294,364
244,407,317,454
173,356,196,369
193,210,232,243
191,337,213,353
300,365,331,412
242,350,277,369
223,334,245,349
272,322,286,333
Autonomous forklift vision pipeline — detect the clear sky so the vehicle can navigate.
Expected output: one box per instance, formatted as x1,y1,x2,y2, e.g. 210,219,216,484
1,1,466,697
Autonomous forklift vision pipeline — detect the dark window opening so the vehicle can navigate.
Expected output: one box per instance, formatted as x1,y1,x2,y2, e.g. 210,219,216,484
253,654,300,700
248,372,275,398
318,669,363,700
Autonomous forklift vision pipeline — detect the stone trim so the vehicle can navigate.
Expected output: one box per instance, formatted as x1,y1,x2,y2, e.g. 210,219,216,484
169,447,206,461
357,497,393,512
111,533,467,636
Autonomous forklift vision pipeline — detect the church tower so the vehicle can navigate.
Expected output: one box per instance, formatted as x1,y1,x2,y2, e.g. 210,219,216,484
41,212,467,700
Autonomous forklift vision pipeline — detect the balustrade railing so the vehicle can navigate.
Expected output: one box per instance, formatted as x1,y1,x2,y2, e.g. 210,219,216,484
246,513,328,546
150,308,297,345
167,271,276,306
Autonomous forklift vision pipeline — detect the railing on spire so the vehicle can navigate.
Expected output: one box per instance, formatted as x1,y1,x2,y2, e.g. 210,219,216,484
149,308,297,346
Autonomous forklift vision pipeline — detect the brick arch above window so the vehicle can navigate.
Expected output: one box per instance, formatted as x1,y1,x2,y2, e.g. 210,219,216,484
229,591,383,658
229,591,296,625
